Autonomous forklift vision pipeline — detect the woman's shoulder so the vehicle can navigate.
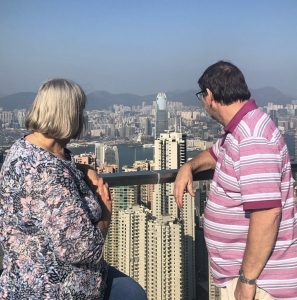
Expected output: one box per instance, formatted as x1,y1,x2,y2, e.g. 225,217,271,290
1,138,28,171
4,138,46,165
2,138,84,183
1,138,58,177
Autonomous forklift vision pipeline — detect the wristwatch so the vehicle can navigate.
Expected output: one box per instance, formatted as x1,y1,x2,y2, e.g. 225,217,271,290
238,269,257,285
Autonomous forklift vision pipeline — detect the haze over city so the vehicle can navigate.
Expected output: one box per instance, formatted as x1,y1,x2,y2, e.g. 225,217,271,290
1,0,297,97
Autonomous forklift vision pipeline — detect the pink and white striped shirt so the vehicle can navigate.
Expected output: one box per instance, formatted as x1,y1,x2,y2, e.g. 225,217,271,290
205,99,297,299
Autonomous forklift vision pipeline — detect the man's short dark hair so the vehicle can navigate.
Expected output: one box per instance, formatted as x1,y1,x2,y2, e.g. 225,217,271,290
198,61,251,105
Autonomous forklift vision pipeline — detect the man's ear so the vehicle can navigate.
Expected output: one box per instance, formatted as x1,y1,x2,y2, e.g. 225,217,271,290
205,88,214,107
206,88,213,100
206,88,219,110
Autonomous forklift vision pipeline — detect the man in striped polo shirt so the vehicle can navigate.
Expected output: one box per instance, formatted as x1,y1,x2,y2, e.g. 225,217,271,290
174,61,297,299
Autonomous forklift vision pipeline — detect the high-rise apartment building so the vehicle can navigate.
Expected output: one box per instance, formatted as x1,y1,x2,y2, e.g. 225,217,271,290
194,182,221,300
208,261,221,300
147,216,184,300
104,183,139,267
153,131,196,299
180,192,196,300
0,110,13,128
118,205,151,290
94,143,119,169
154,131,187,170
140,117,152,136
193,182,210,298
94,143,105,166
133,160,154,209
195,186,208,228
155,93,168,138
270,110,278,127
153,131,186,217
15,110,26,128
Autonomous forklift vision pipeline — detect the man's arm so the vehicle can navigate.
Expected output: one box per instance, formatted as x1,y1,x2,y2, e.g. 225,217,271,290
234,207,281,300
174,149,216,208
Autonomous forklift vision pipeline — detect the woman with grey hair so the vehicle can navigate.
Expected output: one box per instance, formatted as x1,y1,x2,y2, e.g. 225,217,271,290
0,79,147,299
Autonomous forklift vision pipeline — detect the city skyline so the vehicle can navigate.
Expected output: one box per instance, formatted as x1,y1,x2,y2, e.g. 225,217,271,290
1,0,297,97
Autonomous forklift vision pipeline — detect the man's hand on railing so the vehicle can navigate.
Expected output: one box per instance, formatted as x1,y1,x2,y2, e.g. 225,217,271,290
174,163,195,208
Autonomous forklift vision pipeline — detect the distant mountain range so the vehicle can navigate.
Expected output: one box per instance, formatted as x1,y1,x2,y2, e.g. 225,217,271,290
0,87,295,110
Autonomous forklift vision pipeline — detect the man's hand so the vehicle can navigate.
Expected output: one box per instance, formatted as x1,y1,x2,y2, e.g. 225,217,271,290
234,280,256,300
173,149,216,208
174,163,195,208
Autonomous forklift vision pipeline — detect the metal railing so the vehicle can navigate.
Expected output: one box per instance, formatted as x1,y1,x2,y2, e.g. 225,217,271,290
101,161,297,187
100,168,214,187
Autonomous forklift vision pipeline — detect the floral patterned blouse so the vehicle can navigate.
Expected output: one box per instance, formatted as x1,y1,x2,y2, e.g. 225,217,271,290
0,138,108,299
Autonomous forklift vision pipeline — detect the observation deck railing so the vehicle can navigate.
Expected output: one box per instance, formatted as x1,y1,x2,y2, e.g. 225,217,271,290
100,161,297,187
100,168,214,187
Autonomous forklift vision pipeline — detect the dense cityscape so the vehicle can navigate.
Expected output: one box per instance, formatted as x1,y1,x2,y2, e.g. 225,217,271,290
1,92,297,299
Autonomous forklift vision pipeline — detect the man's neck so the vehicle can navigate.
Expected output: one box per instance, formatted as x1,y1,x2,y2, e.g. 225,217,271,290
218,100,248,127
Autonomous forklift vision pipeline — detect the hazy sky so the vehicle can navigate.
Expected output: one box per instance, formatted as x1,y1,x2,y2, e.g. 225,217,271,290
1,0,297,97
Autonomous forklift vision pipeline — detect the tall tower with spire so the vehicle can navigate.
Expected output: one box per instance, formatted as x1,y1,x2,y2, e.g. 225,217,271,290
155,93,168,138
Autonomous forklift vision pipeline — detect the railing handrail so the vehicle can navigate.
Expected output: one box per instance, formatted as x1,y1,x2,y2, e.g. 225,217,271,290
100,169,214,187
101,161,297,187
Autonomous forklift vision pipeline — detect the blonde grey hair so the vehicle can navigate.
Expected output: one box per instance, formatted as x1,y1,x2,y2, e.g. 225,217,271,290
26,79,86,140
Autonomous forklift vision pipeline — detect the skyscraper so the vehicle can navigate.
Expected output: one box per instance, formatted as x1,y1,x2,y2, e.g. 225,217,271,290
152,131,196,299
94,143,105,166
180,192,196,300
153,131,186,217
104,130,196,299
94,143,119,169
270,110,278,127
118,205,151,290
104,182,139,267
155,93,168,138
140,117,152,136
146,216,184,300
133,160,154,209
209,264,221,300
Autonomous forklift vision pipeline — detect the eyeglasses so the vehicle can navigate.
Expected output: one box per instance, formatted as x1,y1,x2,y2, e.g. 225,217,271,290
195,90,205,101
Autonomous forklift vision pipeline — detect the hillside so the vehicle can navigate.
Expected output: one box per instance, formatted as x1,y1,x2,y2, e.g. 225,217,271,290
0,87,295,110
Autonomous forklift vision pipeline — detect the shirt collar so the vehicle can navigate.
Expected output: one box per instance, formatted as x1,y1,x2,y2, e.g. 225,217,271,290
224,99,258,134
